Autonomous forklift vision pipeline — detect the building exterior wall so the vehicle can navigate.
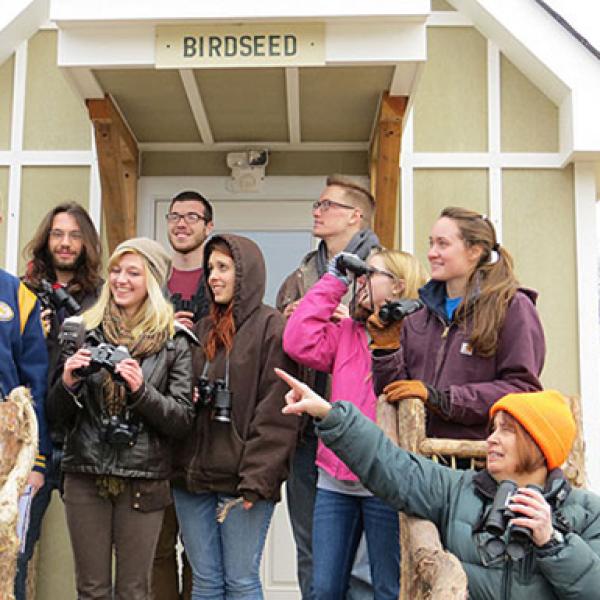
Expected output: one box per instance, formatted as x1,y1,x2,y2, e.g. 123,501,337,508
0,16,589,600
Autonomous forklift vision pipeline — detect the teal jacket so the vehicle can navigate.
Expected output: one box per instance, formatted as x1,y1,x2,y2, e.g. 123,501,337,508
317,402,600,600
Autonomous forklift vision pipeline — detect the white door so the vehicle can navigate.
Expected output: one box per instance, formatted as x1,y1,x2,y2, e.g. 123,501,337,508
139,176,325,599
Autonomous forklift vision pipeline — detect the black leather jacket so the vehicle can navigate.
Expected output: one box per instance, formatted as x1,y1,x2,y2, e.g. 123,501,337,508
47,325,195,481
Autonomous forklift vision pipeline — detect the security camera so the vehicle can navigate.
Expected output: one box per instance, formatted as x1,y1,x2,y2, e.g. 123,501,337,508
248,149,268,167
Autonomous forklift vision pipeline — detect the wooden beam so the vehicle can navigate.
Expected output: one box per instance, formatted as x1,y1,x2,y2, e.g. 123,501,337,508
372,92,407,249
86,95,139,252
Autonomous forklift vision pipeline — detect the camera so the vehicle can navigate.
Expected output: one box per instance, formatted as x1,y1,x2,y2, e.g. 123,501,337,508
73,343,132,384
483,480,542,560
378,299,424,323
335,253,374,277
38,278,81,316
171,292,208,323
59,316,87,360
102,414,139,448
197,376,232,423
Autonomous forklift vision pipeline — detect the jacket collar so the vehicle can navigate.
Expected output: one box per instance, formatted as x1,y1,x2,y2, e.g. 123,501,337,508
473,468,571,506
418,279,449,323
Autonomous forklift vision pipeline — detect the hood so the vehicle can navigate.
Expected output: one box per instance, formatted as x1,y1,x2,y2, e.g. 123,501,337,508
203,233,266,328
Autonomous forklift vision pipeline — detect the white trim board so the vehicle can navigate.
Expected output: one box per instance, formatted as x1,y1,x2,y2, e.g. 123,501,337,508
573,162,600,492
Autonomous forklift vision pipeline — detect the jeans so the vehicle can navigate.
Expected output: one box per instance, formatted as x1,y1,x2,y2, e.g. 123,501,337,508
285,429,318,599
173,487,274,600
15,448,63,600
312,489,400,600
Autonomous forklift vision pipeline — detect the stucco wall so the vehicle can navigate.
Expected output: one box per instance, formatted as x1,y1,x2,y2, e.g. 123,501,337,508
503,167,578,394
0,54,14,149
23,31,90,150
413,27,488,152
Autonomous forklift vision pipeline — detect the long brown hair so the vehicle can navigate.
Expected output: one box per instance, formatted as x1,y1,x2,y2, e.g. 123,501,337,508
23,202,102,295
440,207,519,357
203,239,236,360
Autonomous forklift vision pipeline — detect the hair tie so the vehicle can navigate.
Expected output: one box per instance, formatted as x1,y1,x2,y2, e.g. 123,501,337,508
492,242,500,252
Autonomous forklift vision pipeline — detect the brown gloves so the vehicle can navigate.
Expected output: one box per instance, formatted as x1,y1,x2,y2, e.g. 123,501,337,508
384,380,452,420
383,380,428,403
366,313,403,351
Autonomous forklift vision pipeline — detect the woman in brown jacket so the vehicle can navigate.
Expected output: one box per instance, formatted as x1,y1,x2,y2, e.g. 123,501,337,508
173,234,298,600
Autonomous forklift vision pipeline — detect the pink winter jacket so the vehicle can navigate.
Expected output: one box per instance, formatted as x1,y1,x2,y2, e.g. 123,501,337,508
283,273,376,482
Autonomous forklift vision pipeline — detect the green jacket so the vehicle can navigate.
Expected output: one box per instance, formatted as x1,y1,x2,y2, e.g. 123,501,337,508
317,402,600,600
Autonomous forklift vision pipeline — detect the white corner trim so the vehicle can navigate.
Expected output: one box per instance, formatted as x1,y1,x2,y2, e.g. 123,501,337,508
573,162,600,493
400,109,414,253
5,40,27,274
427,11,473,26
487,40,502,241
179,69,214,145
285,67,301,145
88,123,102,231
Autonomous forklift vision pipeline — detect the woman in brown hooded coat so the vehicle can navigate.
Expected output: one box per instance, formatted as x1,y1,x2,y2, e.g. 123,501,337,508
173,233,298,600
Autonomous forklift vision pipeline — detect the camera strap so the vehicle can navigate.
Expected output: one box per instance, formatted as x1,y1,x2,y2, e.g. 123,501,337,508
200,354,230,385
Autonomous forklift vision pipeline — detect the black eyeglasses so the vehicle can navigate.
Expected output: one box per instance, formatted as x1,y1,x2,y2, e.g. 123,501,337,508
312,199,357,212
166,212,209,225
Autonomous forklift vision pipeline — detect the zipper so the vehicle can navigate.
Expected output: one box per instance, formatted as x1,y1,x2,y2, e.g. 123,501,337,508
502,557,512,600
432,315,453,388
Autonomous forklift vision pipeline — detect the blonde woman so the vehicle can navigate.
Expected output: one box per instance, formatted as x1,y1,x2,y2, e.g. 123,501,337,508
283,248,428,600
47,237,195,600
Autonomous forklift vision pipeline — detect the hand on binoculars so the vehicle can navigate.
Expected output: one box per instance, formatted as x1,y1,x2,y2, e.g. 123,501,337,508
63,348,92,388
275,368,332,420
366,313,403,351
114,358,144,393
508,487,554,547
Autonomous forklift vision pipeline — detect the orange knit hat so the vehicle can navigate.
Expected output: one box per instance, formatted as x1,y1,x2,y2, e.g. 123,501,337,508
490,390,576,470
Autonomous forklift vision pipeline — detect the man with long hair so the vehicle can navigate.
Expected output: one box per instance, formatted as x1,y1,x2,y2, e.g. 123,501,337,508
15,202,102,600
276,175,380,600
152,190,214,600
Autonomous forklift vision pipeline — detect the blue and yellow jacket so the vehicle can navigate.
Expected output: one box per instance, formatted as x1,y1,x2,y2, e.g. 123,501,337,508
0,268,50,472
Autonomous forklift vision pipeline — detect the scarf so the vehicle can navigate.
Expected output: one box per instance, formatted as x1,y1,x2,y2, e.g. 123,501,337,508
96,300,169,498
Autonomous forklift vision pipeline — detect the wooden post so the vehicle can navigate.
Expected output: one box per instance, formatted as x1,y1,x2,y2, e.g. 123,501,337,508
372,93,407,249
87,95,139,252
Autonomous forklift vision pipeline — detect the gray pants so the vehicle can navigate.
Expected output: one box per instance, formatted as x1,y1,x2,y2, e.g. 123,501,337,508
63,473,164,600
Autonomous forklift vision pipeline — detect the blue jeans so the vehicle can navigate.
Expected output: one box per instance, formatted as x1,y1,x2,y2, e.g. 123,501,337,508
173,487,274,600
312,489,400,600
14,448,63,600
285,429,318,599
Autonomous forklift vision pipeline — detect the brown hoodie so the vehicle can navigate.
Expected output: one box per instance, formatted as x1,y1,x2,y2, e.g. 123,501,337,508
173,234,298,502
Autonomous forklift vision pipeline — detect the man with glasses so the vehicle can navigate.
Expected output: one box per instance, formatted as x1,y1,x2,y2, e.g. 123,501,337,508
276,175,380,600
15,202,103,600
152,190,214,600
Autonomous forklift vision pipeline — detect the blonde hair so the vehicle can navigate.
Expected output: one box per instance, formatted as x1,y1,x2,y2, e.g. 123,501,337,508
373,249,428,299
83,249,174,338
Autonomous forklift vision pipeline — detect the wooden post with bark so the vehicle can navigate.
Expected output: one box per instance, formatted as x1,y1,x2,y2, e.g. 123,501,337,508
0,387,38,600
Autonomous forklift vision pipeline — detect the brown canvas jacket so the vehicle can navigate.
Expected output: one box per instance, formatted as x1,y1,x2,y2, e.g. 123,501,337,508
175,234,299,503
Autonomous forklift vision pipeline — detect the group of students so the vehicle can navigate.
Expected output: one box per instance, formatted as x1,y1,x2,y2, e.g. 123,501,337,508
2,174,600,600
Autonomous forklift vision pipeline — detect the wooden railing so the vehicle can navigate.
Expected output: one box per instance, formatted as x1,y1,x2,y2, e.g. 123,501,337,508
0,387,38,600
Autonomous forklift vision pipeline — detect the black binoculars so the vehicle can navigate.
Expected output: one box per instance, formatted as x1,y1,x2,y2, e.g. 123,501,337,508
378,298,424,323
171,292,207,323
38,278,81,315
335,253,374,277
197,376,232,423
484,480,543,560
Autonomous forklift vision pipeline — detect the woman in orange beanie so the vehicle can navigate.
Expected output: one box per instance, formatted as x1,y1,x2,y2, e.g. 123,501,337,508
277,372,600,600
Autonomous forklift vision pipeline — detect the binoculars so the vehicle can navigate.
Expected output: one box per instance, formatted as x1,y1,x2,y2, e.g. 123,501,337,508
197,376,232,423
483,480,543,561
38,278,81,315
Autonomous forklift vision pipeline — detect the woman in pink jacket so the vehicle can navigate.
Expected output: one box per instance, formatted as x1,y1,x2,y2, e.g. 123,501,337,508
283,248,427,600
